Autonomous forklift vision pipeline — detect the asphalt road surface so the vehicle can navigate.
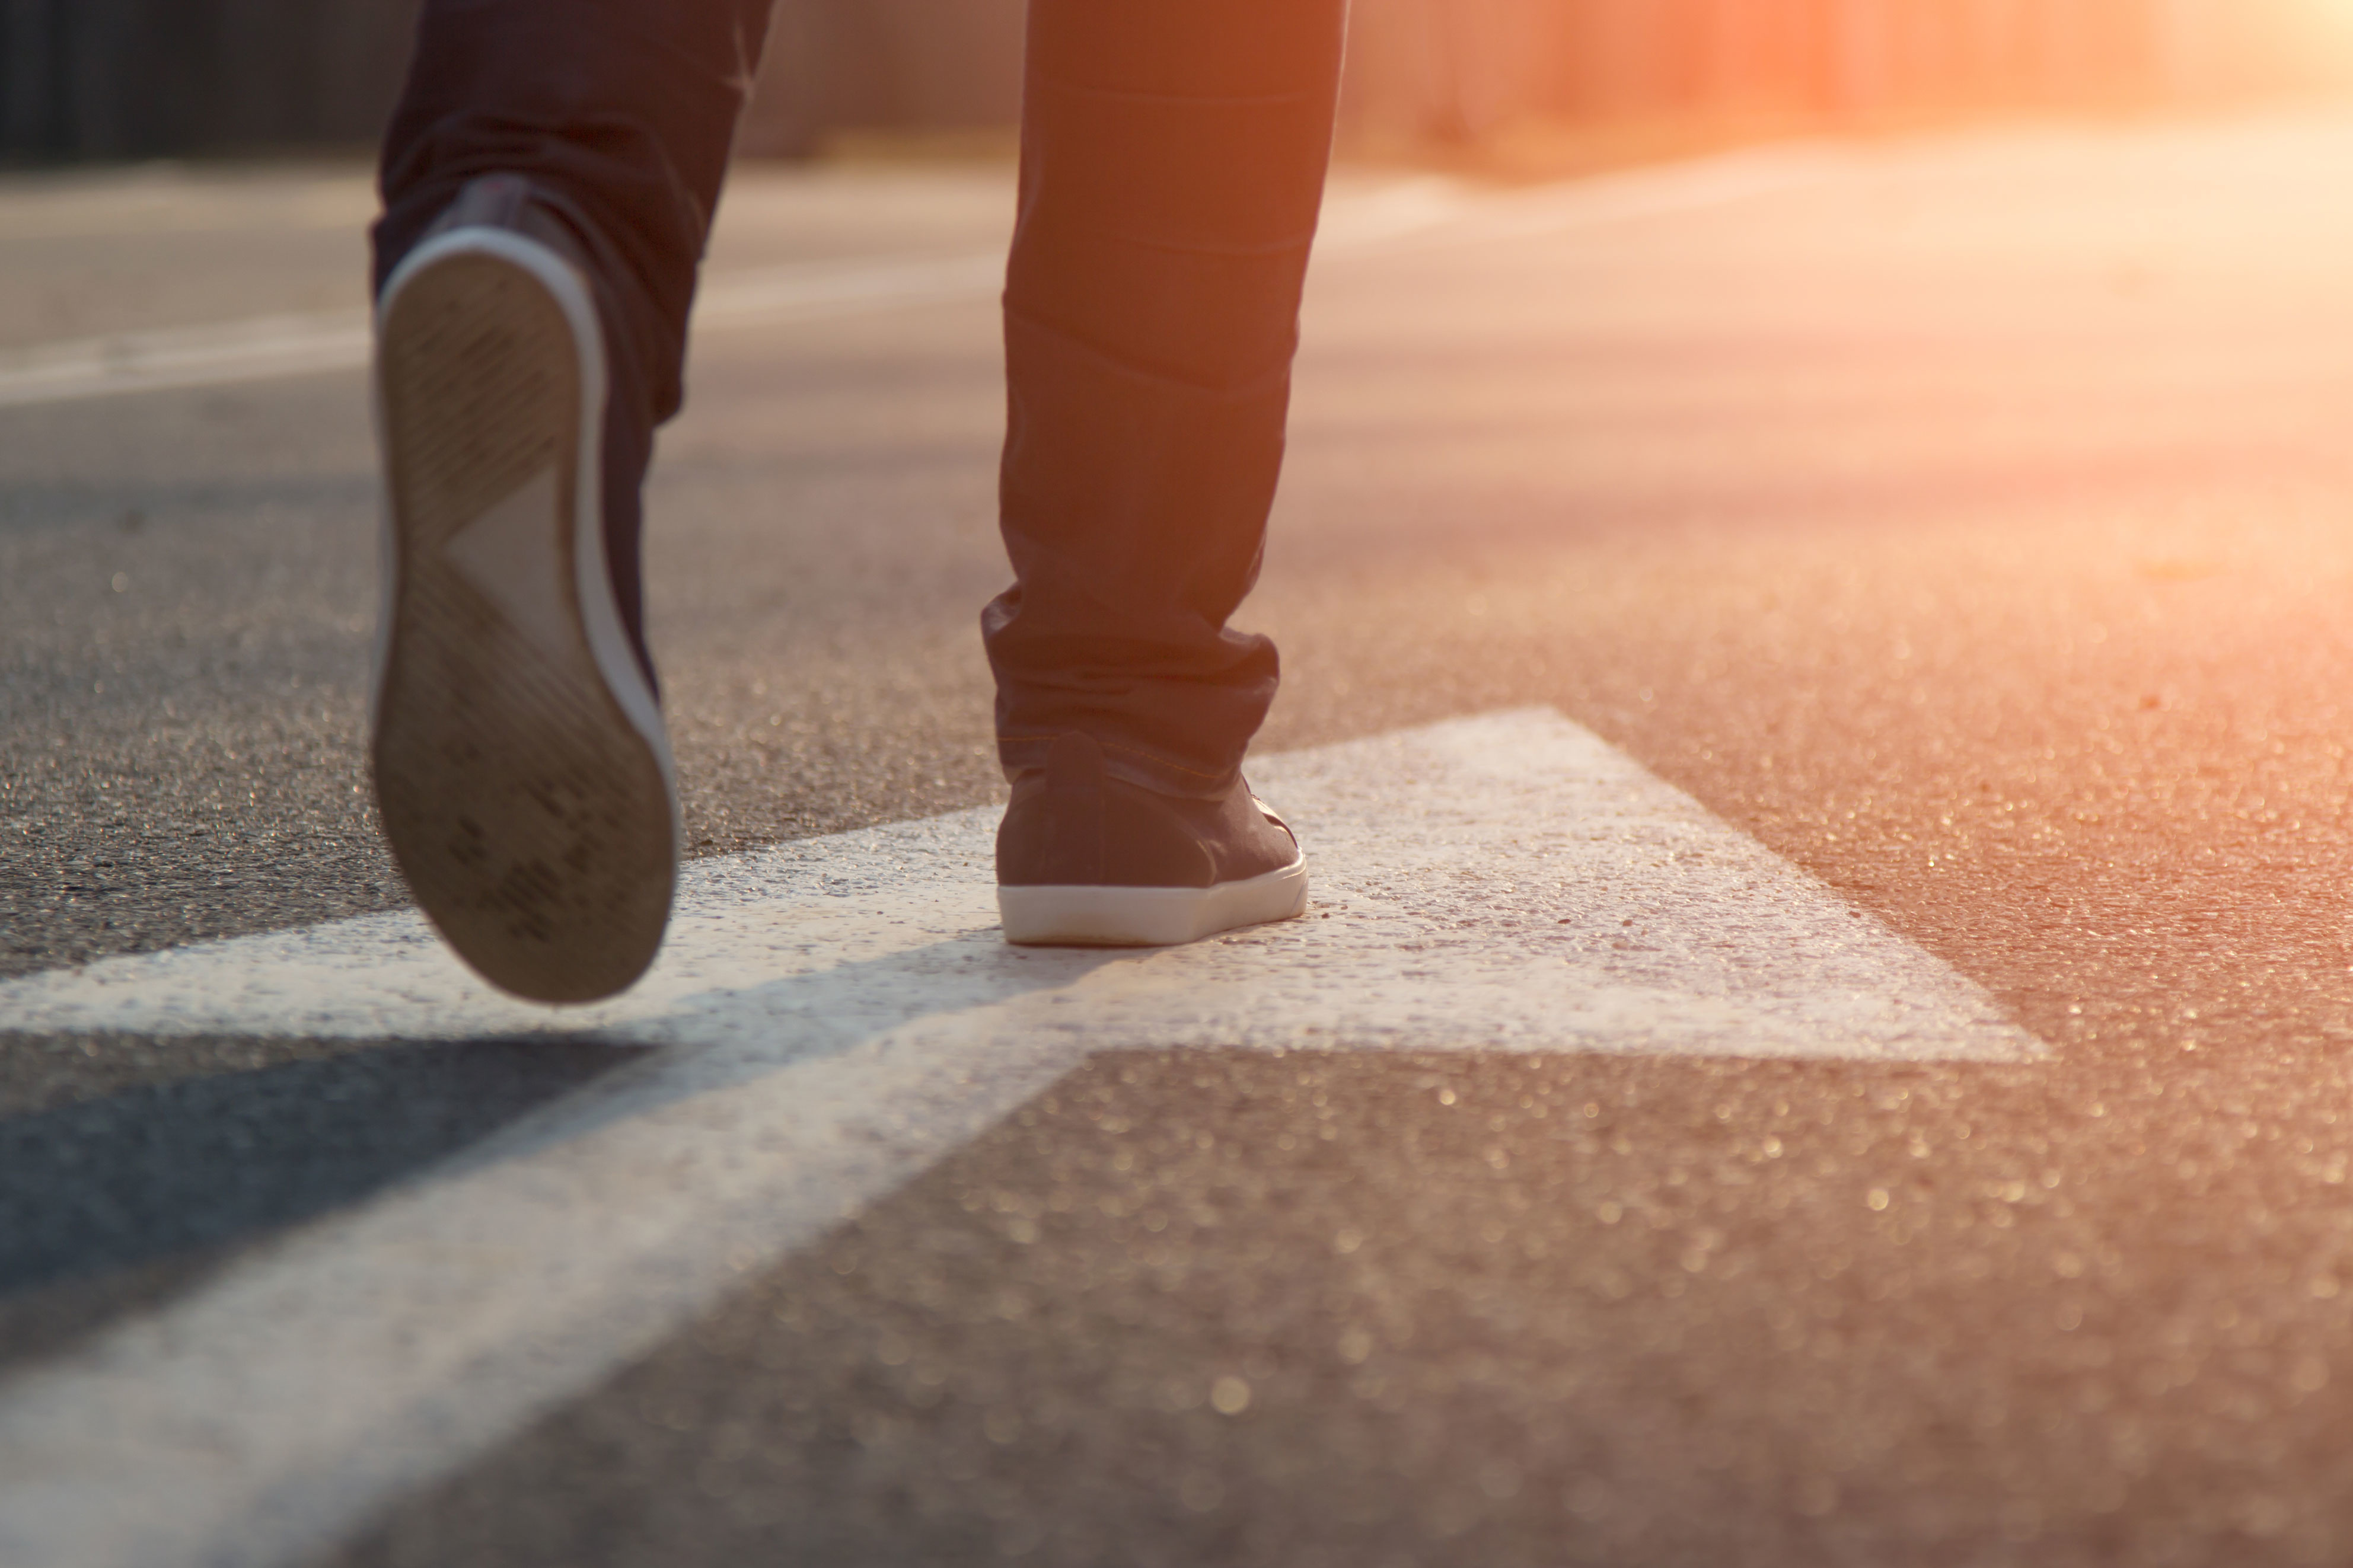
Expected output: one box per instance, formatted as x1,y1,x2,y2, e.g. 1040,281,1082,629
14,108,2353,1566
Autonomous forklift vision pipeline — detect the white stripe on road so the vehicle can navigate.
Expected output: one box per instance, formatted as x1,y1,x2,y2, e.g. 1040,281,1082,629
0,254,1005,411
0,311,375,410
0,709,2038,1568
0,143,1845,411
1312,140,1848,256
0,707,2029,1058
693,250,1005,327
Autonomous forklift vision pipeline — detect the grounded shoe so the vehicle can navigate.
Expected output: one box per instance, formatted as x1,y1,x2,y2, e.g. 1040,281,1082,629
996,733,1308,946
370,176,677,1003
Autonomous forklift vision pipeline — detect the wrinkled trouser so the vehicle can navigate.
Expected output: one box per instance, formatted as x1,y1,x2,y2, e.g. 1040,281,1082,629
374,0,1346,796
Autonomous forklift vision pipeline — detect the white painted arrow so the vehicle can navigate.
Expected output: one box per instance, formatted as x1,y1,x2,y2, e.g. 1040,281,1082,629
0,707,2028,1061
0,709,2036,1568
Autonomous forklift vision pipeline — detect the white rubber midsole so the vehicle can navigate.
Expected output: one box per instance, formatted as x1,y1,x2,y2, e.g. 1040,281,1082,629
997,857,1309,947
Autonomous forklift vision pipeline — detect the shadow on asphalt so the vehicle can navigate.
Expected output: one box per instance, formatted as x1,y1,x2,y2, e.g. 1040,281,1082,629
0,1038,633,1368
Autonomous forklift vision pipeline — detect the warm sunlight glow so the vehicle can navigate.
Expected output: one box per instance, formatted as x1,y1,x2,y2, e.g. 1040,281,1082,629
1334,0,2353,160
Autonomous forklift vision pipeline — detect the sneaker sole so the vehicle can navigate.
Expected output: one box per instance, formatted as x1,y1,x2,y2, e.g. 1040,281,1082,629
371,228,677,1004
997,856,1309,947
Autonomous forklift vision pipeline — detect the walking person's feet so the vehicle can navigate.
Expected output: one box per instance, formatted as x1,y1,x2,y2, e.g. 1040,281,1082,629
371,175,678,1002
996,732,1308,946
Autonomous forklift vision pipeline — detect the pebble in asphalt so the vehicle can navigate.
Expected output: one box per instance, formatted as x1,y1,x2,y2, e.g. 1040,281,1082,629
13,114,2353,1563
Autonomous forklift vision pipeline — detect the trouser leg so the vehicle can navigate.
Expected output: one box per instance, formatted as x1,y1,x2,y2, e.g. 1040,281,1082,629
986,0,1350,796
369,0,771,650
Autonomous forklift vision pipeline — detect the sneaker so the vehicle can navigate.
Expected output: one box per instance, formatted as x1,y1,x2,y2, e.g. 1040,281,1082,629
996,733,1308,946
369,175,678,1003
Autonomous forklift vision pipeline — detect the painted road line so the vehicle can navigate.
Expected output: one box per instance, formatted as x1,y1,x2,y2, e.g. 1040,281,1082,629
1322,139,1852,257
0,253,1001,411
692,250,1005,328
0,311,374,410
0,709,2036,1568
0,707,2032,1059
0,146,1847,411
0,252,1022,411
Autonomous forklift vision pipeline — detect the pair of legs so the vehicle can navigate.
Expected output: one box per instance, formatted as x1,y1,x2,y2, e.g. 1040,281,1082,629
368,0,1348,999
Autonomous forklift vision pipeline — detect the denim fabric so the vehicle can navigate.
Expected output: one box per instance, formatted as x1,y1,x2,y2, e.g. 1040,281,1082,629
989,0,1348,794
371,0,1346,795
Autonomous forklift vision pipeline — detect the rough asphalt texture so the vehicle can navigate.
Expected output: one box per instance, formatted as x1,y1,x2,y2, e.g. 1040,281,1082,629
13,114,2353,1563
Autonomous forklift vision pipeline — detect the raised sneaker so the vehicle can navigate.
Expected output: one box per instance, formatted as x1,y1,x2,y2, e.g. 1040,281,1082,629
996,732,1309,946
370,175,677,1003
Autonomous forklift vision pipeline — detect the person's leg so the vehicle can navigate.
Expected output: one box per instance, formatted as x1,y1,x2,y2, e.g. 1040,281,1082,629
374,0,772,656
988,0,1347,946
366,0,767,1002
986,0,1350,798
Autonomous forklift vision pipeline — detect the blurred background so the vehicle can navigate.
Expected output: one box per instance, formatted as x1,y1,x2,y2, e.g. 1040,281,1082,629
5,0,2353,169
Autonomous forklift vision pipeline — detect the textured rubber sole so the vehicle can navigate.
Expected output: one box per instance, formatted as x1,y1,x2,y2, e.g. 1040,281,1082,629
371,230,677,1004
998,857,1309,947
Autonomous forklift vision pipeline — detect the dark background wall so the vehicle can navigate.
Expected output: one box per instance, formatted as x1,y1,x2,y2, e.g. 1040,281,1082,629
0,0,2341,165
0,0,422,159
0,0,1018,164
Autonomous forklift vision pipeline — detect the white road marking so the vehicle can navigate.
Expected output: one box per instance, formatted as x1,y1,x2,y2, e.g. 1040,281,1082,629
1313,140,1849,256
691,250,1005,328
0,707,2029,1059
0,254,1001,411
0,145,1845,411
0,310,374,410
0,709,2035,1568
